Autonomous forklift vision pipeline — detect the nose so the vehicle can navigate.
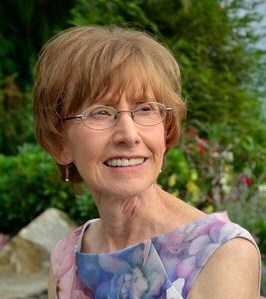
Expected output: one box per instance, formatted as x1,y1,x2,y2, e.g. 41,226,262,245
112,112,141,146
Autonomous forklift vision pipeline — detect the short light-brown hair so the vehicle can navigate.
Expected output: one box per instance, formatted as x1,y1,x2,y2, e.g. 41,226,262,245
33,25,186,183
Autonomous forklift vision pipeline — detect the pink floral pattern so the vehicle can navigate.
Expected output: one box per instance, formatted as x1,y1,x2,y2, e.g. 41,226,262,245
51,212,259,299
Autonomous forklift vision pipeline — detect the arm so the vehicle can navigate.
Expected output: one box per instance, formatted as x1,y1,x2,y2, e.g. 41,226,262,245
188,238,261,299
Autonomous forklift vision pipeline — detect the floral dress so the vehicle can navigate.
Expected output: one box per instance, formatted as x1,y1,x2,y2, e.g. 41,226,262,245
51,212,261,299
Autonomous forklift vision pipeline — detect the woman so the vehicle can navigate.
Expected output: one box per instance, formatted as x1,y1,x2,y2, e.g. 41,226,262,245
33,26,261,298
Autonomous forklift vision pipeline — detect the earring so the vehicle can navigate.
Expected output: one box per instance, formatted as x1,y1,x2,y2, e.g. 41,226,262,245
65,164,70,182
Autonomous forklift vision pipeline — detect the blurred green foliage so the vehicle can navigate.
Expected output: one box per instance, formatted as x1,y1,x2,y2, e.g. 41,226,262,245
0,0,265,292
71,0,266,147
0,79,34,154
0,143,98,234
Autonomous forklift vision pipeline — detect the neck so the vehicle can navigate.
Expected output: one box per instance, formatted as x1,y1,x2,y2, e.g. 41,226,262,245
87,184,174,253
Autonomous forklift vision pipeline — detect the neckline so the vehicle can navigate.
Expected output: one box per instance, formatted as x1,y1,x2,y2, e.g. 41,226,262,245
76,211,229,256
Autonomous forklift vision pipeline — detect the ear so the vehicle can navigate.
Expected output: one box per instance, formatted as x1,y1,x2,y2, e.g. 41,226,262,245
50,144,73,165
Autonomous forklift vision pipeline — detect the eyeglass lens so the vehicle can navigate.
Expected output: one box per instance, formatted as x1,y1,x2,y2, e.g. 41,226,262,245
82,102,168,130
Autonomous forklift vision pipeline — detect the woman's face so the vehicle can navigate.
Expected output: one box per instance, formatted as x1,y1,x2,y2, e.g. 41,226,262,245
59,83,166,199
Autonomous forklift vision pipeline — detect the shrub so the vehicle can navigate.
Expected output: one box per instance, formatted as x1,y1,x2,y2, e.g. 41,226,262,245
0,143,98,235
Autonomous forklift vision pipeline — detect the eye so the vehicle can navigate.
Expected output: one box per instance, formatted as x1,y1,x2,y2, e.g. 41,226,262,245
87,106,115,119
135,102,159,114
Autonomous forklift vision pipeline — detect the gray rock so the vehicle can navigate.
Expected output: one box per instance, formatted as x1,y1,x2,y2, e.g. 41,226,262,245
0,273,48,299
0,208,77,299
0,236,48,275
19,208,76,252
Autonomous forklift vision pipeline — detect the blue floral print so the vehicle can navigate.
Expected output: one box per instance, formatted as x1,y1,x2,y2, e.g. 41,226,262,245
75,213,255,298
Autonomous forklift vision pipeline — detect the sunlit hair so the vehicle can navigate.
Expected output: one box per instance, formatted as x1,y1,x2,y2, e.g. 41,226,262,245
33,25,187,183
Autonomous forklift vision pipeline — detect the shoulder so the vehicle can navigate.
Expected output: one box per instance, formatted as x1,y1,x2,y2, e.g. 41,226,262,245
51,225,82,260
50,226,81,279
51,219,96,279
48,220,96,299
188,237,261,299
170,211,261,298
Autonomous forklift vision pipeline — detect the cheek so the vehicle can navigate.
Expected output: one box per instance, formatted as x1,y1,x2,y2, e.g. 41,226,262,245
159,124,167,145
67,128,100,158
70,146,99,184
70,140,97,164
146,126,166,156
68,133,108,178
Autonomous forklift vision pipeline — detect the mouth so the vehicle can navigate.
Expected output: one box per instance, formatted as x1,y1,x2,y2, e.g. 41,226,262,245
104,157,146,167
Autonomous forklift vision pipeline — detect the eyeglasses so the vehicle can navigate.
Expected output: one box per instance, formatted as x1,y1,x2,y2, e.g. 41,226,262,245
62,101,172,130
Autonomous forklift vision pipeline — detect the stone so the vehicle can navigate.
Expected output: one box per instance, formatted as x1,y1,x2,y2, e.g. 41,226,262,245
0,208,77,299
19,207,77,252
0,235,47,275
0,273,48,299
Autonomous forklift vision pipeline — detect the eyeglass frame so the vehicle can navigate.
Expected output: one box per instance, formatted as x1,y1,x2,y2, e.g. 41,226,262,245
62,101,172,130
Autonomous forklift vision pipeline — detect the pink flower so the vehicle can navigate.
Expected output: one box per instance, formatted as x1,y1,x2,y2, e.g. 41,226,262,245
196,138,208,156
185,127,198,137
240,174,252,187
0,233,9,248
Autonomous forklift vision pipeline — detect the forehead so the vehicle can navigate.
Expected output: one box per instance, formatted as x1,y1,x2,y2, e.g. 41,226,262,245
69,57,165,114
94,61,162,106
100,78,155,106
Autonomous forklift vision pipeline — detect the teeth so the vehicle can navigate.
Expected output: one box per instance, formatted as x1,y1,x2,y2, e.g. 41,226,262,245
106,158,145,167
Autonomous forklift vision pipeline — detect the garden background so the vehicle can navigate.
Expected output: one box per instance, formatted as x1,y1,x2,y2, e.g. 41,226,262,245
0,0,265,293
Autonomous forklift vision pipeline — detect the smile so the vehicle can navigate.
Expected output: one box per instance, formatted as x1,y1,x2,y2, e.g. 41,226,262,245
105,158,145,167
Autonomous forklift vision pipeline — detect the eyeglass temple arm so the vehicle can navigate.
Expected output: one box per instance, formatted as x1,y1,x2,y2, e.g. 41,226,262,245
62,115,82,121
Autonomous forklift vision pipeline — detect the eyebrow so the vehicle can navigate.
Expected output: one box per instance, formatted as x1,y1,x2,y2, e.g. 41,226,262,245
101,92,153,105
